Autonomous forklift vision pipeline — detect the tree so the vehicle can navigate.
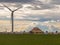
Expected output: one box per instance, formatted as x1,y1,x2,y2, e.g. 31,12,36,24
56,31,58,34
46,31,48,34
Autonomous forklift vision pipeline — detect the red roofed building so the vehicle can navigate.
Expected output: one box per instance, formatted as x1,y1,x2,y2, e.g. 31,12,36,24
30,27,44,34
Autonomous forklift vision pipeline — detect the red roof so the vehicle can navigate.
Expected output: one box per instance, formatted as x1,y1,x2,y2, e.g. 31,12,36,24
30,27,44,33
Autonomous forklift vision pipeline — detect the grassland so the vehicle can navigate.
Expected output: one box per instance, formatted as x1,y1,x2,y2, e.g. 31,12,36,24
0,34,60,45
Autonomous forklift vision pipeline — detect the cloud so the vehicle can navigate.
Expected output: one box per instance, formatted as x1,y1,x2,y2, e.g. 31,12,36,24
30,4,56,10
0,0,60,21
0,0,35,3
40,4,56,9
0,0,59,10
51,0,60,5
20,0,57,10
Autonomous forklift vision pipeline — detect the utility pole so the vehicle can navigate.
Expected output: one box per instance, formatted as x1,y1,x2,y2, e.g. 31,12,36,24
2,4,22,33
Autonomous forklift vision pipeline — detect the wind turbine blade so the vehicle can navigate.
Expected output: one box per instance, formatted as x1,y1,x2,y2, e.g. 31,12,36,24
13,7,20,11
13,5,22,11
2,4,12,11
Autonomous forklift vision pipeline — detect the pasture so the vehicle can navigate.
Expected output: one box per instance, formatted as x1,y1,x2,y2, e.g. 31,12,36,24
0,34,60,45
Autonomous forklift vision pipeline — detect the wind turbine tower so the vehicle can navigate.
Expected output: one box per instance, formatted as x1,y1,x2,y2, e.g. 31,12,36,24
2,3,22,33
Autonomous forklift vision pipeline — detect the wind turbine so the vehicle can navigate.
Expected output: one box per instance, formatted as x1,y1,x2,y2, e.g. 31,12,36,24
2,3,22,33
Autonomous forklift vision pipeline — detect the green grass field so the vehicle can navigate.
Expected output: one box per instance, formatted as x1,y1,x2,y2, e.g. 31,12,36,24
0,34,60,45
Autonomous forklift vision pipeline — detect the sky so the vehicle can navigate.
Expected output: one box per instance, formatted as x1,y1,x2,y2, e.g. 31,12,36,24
0,0,60,21
0,0,60,32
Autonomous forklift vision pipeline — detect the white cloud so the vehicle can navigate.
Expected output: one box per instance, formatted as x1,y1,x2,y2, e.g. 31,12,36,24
38,0,51,4
0,2,60,22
